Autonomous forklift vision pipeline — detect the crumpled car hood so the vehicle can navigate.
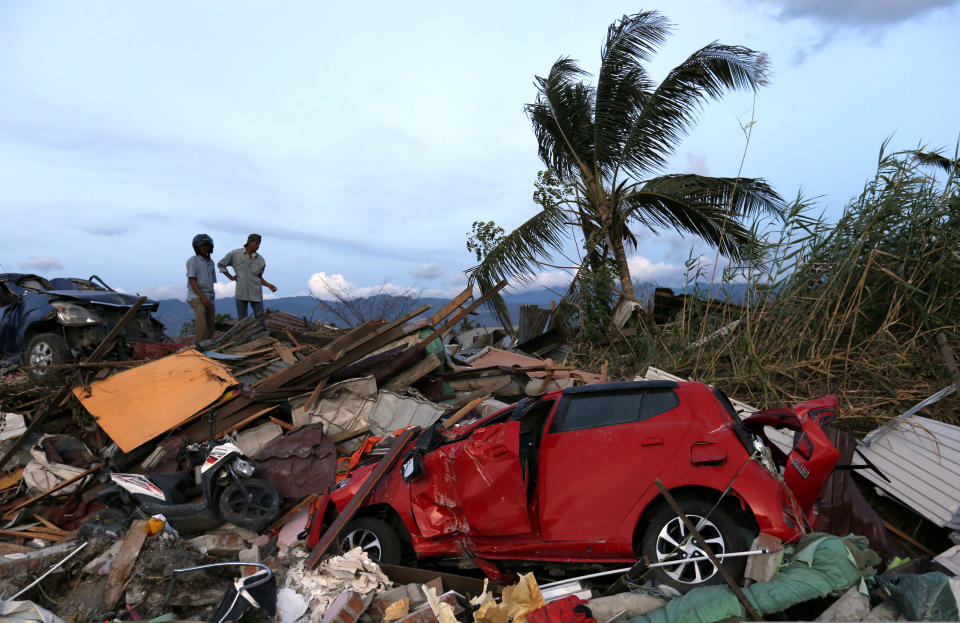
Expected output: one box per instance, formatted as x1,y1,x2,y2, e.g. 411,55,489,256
43,289,158,310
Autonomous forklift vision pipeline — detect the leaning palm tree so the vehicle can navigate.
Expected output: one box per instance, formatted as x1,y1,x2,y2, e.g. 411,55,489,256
469,11,786,320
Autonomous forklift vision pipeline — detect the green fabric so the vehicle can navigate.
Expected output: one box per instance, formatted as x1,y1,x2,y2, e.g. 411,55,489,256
629,534,878,623
420,328,445,371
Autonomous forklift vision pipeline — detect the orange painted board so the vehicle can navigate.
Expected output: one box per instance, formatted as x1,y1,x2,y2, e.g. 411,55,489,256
74,350,238,453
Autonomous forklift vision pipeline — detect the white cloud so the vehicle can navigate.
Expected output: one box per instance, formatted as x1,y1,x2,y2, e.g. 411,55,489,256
685,152,709,176
507,270,574,294
628,256,685,284
139,284,185,300
214,281,236,298
307,272,414,301
411,263,444,280
19,257,63,272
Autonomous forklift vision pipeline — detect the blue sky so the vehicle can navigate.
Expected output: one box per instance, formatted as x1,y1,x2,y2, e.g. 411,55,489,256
1,1,958,301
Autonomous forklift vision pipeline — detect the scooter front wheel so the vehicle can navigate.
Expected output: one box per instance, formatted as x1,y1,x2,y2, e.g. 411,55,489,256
218,478,281,530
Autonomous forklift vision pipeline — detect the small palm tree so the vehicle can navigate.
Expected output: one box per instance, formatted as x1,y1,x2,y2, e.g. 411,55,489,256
470,11,786,314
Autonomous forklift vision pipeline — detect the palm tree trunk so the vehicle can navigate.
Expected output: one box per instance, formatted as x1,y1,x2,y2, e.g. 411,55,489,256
608,232,637,302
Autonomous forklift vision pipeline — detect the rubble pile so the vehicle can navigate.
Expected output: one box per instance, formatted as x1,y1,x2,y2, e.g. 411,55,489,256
0,283,957,622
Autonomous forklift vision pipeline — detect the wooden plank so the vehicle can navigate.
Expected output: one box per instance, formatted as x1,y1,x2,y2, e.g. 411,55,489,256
374,281,507,384
256,321,385,390
428,285,474,326
306,428,418,568
275,344,298,365
449,382,509,409
331,426,371,445
270,416,295,431
382,354,441,392
103,520,149,608
0,541,34,555
221,405,279,436
304,378,329,413
442,395,489,429
31,514,70,535
882,520,937,557
3,464,101,514
285,330,302,348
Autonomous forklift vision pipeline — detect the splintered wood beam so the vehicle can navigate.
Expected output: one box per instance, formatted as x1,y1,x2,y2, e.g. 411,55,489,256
383,354,441,392
428,285,474,326
442,394,489,429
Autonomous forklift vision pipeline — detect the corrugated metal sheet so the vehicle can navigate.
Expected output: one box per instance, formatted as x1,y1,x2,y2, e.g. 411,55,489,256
367,390,447,436
263,309,320,334
853,413,960,529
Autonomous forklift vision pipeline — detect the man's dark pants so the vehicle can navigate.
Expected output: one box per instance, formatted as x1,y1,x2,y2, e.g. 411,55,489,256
236,299,265,327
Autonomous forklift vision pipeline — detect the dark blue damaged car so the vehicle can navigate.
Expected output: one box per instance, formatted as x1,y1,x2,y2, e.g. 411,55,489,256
0,274,166,380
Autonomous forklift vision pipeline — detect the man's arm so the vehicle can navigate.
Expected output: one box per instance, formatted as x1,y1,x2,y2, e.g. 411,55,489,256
217,250,237,281
260,277,277,293
188,277,212,308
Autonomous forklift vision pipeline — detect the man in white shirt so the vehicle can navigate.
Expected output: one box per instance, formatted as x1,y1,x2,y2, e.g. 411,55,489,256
217,233,277,326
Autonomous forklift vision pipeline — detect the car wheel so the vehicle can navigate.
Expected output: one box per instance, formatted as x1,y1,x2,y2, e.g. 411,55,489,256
641,498,748,593
339,517,402,564
24,332,69,381
218,478,281,530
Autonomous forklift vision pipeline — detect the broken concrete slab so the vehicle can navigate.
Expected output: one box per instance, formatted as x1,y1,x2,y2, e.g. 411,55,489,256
815,586,870,621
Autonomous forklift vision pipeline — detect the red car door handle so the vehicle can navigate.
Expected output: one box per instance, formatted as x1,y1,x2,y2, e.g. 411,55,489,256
490,446,508,457
641,437,664,446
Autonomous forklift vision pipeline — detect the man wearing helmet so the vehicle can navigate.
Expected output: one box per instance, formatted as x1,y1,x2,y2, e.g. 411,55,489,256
187,233,217,343
217,233,277,327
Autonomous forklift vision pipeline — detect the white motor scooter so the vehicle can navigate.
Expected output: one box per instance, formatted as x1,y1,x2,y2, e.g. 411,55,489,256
97,411,281,532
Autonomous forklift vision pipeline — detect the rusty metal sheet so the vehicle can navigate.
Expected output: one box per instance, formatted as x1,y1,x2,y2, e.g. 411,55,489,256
256,422,336,499
73,350,237,453
263,309,320,334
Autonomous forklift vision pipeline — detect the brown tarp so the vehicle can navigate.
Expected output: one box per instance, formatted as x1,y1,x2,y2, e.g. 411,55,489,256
256,423,336,499
817,429,902,561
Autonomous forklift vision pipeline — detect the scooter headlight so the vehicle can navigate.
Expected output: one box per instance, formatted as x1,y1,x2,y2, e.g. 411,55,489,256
233,458,256,477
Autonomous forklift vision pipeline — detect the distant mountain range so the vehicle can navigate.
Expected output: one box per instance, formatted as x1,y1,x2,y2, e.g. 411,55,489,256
153,290,563,337
153,283,751,338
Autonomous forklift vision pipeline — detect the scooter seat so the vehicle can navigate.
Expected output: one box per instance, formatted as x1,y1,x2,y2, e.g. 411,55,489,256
149,472,194,505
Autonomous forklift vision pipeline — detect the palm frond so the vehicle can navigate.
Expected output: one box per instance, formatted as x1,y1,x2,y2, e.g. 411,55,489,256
622,175,785,260
621,43,769,177
467,204,571,326
594,12,668,173
527,59,595,179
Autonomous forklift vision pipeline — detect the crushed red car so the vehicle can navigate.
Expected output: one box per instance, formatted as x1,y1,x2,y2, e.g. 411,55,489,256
315,380,841,591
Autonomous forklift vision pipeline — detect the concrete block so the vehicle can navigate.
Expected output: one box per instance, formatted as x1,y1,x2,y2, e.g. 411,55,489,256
816,586,870,621
0,540,80,580
866,599,901,621
187,533,247,557
321,589,371,623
